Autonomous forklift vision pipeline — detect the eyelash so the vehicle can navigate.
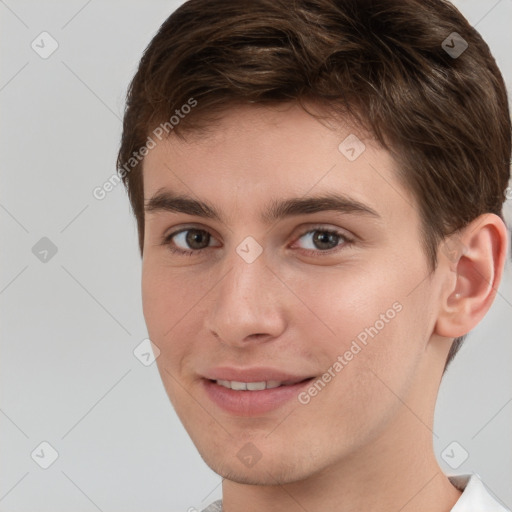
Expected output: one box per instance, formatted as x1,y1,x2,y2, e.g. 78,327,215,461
161,225,354,258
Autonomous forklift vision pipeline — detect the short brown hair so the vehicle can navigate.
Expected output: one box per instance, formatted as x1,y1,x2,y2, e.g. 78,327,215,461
117,0,511,372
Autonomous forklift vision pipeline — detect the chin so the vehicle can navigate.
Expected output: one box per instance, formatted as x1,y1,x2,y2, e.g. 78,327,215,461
199,446,322,486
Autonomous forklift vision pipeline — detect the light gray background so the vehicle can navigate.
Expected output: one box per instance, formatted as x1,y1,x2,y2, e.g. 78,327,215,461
0,1,511,511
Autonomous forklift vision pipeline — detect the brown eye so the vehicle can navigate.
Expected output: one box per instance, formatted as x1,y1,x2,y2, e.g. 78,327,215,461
163,228,217,256
296,228,347,251
312,230,341,250
183,229,211,250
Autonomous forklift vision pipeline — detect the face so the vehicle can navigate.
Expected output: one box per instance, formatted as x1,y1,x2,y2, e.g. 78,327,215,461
141,102,445,485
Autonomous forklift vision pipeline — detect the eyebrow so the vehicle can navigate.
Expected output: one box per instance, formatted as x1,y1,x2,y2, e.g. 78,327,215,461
144,188,381,224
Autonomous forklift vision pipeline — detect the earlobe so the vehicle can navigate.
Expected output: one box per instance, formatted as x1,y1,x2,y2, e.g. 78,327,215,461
434,214,508,339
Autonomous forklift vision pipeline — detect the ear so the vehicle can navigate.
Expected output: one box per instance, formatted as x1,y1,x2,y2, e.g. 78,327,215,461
434,213,508,338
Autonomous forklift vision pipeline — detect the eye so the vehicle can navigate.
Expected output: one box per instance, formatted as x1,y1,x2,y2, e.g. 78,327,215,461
293,226,353,255
161,225,353,257
162,228,218,256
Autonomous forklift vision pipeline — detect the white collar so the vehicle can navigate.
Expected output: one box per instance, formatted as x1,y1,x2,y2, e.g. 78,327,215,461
448,473,510,511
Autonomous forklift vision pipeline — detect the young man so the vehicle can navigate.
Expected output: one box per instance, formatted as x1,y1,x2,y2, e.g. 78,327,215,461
117,0,511,510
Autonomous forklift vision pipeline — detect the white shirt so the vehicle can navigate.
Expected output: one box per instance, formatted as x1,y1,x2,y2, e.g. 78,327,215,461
448,473,510,511
200,473,511,511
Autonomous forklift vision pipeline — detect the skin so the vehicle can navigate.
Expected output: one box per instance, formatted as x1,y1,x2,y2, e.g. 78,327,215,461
140,102,507,512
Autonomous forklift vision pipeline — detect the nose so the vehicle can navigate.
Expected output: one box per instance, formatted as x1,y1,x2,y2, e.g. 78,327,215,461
204,248,288,347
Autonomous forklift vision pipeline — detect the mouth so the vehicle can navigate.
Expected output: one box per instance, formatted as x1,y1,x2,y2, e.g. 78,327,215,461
201,375,316,416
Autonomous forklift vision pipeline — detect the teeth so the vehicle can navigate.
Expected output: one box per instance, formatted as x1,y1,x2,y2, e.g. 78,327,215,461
246,381,266,391
215,379,285,391
231,381,247,391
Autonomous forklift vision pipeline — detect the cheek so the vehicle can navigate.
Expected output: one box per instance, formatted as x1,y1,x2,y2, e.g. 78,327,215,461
141,265,167,338
141,263,201,365
142,260,200,331
296,280,421,444
294,261,426,390
141,261,237,388
290,261,404,342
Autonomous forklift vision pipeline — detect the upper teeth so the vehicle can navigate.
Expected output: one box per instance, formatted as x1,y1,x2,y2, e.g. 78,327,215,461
216,380,283,391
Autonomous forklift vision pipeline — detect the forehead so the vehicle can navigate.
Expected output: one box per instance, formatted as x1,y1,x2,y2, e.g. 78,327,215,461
142,103,416,226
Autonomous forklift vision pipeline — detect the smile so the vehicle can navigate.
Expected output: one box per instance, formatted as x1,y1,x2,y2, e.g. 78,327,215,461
202,376,315,416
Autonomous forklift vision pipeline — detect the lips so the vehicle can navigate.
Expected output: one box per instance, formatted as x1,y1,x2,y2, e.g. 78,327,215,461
201,367,316,415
